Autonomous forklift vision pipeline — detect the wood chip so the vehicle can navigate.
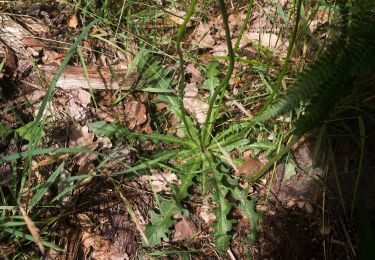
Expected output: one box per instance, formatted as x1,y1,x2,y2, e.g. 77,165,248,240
39,65,134,90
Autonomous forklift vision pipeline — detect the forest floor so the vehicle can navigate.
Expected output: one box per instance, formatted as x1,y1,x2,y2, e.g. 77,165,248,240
1,0,373,259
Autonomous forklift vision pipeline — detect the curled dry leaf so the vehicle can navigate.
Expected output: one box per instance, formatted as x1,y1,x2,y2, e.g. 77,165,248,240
186,63,203,84
124,101,148,130
42,50,66,65
235,156,263,177
183,83,208,124
242,32,289,50
139,169,180,193
198,204,216,225
172,215,197,242
69,123,94,148
155,102,167,111
192,23,215,49
68,14,78,28
66,89,91,121
165,8,191,26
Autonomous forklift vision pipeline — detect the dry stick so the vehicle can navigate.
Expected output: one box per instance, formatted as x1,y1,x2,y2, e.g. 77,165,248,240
248,135,299,184
176,0,198,144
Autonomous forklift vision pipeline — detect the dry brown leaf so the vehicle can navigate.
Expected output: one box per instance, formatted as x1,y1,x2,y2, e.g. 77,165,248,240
192,23,215,49
155,102,167,111
186,63,203,84
235,156,263,177
165,9,190,26
4,46,17,77
66,89,91,121
139,169,180,193
25,90,46,104
183,83,208,124
141,116,153,134
172,216,197,242
69,123,94,148
21,37,44,48
124,101,147,130
42,50,66,64
68,14,78,28
198,204,216,225
243,32,289,50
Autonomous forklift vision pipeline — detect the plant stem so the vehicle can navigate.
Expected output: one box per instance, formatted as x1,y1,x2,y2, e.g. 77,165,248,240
234,0,254,53
248,135,299,183
257,0,302,116
203,0,235,147
176,0,198,143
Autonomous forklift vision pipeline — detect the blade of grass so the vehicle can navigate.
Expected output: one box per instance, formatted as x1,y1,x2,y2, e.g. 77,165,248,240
202,0,235,147
29,18,100,150
234,0,254,53
29,162,65,208
19,206,45,255
0,147,98,164
256,0,302,117
176,0,198,144
3,227,62,251
351,117,365,220
77,47,98,109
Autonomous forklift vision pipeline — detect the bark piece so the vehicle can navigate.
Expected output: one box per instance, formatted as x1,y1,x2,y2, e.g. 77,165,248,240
40,65,134,90
0,14,44,56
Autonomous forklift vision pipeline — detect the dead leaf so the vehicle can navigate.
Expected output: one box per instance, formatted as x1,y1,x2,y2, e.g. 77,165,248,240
68,14,78,28
141,116,153,134
198,205,216,225
139,169,180,193
66,89,91,121
165,8,191,26
172,216,197,241
68,123,99,177
69,123,94,148
319,225,331,236
21,37,45,48
75,89,92,107
4,46,17,77
242,32,289,50
186,63,203,84
124,101,147,130
235,156,263,177
155,102,167,111
183,83,208,124
42,50,66,64
192,23,215,49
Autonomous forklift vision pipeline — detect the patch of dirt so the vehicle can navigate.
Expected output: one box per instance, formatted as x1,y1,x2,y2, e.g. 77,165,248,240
48,179,153,259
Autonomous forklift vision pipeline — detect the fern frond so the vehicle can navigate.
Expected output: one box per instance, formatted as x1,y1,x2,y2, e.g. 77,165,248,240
257,3,375,135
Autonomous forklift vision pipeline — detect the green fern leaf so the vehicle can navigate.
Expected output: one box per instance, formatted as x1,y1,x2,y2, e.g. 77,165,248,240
211,178,233,252
257,4,375,135
173,157,201,202
232,188,260,242
89,121,127,138
206,157,234,252
144,195,181,246
203,62,220,96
